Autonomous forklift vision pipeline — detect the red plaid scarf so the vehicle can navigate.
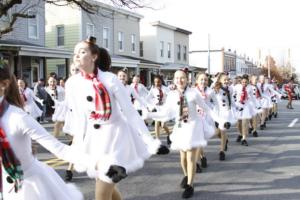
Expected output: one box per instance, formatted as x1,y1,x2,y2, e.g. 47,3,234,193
255,85,261,98
20,89,27,102
197,86,207,99
81,69,112,121
0,99,23,199
158,87,163,105
240,86,248,104
134,83,138,94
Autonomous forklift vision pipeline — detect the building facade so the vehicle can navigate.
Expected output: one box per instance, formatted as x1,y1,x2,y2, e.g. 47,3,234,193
0,0,71,87
140,21,192,85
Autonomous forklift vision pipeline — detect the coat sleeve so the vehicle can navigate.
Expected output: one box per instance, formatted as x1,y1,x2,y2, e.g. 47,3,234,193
111,76,161,154
17,112,98,172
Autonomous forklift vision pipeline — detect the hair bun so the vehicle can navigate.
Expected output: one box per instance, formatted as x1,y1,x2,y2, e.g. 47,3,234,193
86,36,97,44
242,74,249,80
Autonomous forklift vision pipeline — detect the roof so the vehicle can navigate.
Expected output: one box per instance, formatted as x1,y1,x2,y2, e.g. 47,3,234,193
151,21,192,35
0,39,72,58
117,55,163,65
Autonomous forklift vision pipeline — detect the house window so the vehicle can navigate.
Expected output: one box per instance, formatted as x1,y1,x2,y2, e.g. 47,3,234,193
57,64,66,78
131,34,136,52
28,10,38,39
56,26,64,47
183,45,187,61
160,41,164,57
167,43,171,58
103,28,109,49
140,41,144,57
118,32,124,51
86,23,95,38
177,44,181,60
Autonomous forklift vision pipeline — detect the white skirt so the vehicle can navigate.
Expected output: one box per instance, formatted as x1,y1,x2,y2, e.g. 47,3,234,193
3,159,83,200
170,117,207,151
24,101,42,119
198,111,215,140
52,103,67,122
236,101,256,120
74,115,157,183
215,107,238,127
261,97,272,109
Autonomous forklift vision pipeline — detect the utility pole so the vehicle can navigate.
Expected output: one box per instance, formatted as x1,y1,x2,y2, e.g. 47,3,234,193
207,34,211,75
267,49,271,79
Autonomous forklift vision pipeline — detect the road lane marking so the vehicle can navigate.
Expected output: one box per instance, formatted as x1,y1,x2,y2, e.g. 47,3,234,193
288,118,298,127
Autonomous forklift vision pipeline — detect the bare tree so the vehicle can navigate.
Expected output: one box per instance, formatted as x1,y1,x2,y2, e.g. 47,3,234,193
0,0,148,37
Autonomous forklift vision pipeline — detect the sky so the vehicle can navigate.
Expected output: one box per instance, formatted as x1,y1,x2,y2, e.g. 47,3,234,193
131,0,300,73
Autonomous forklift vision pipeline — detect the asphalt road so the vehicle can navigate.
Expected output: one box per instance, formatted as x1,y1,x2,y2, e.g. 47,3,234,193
37,100,300,200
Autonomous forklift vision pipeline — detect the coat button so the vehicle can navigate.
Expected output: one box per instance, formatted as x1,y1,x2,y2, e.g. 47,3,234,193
6,176,13,184
94,124,101,129
223,93,226,96
177,101,180,105
222,104,226,106
222,99,226,103
87,96,93,102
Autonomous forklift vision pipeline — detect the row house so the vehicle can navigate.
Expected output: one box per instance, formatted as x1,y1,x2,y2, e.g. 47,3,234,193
45,1,159,86
0,0,71,87
140,21,195,85
190,48,260,78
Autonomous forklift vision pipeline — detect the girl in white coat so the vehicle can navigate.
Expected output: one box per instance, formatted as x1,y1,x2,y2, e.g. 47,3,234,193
248,75,263,137
145,70,228,199
67,38,162,200
45,76,66,137
0,63,105,200
17,79,42,120
233,75,256,146
194,73,216,171
146,75,171,144
212,73,237,160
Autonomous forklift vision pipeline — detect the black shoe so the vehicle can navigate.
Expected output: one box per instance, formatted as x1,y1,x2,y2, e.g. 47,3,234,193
225,139,229,151
274,113,278,118
182,185,194,199
157,145,170,155
166,135,172,146
260,124,264,130
253,131,258,137
290,107,294,109
65,170,73,182
196,163,202,173
236,135,242,142
241,139,248,146
201,157,207,168
180,176,188,189
268,114,272,120
263,122,266,128
219,151,225,161
248,128,253,135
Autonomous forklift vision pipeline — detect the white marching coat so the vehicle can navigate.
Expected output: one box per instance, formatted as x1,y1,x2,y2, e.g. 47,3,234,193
257,83,281,109
212,87,237,129
248,84,264,114
64,70,160,183
21,88,42,119
146,87,224,151
195,86,216,140
45,86,67,122
232,84,257,120
130,83,149,110
0,101,99,200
